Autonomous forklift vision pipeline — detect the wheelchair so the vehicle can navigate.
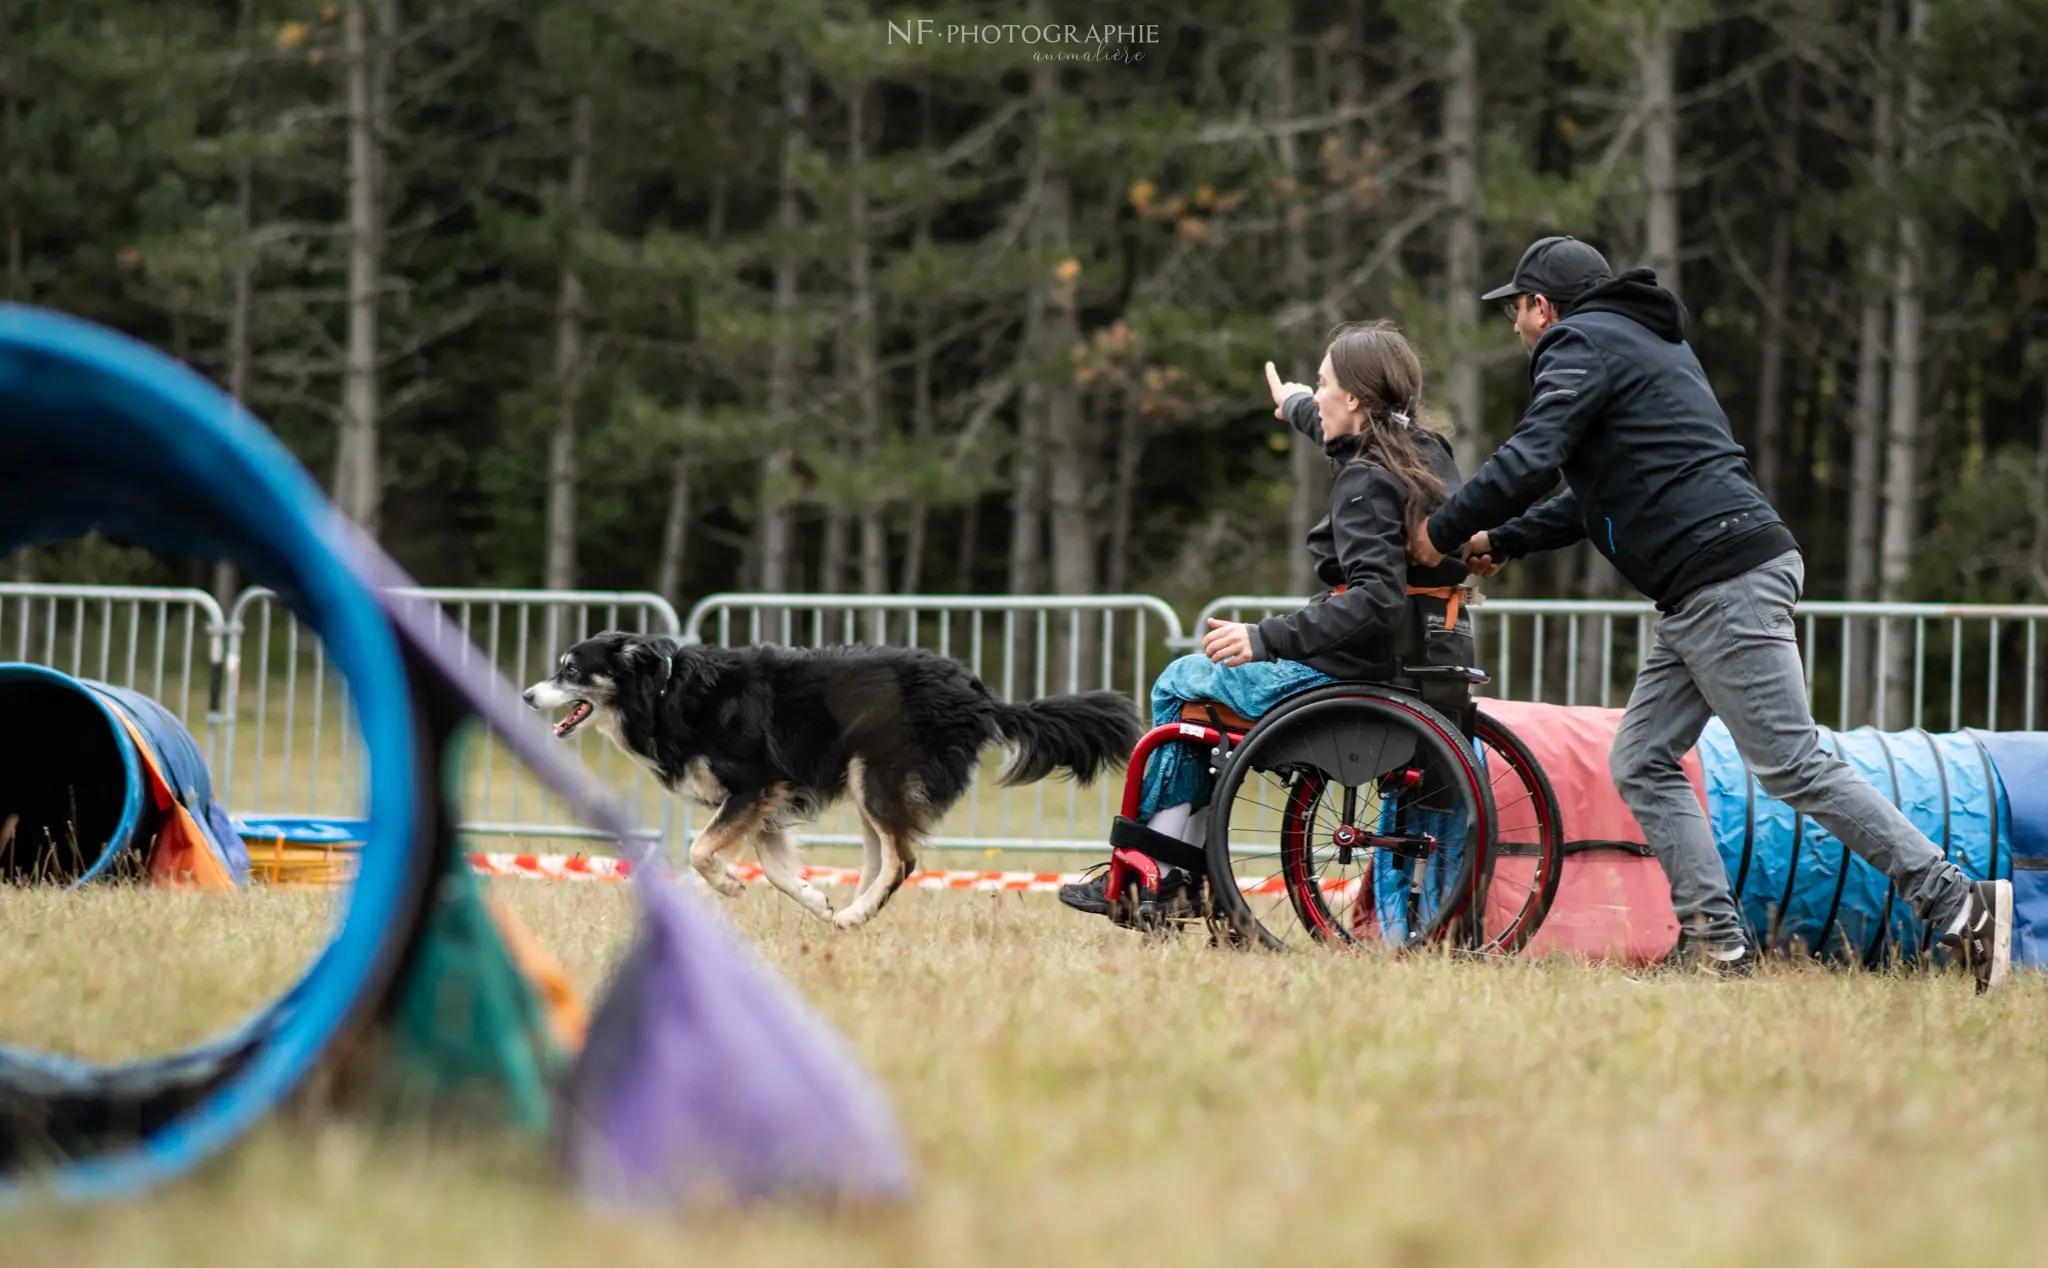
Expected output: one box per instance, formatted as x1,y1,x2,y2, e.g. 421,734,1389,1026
1102,661,1565,956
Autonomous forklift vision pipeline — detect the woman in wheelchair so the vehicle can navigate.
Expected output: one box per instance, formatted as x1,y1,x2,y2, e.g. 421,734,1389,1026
1061,320,1476,919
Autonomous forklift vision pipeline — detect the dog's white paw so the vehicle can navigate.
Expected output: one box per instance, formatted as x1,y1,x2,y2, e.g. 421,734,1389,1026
798,887,835,920
831,907,870,930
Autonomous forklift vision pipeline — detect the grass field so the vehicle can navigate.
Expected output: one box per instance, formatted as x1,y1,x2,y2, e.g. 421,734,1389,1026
3,881,2046,1268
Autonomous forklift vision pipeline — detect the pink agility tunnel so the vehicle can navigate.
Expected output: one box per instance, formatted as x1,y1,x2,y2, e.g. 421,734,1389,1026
1475,699,2039,966
1478,701,1684,964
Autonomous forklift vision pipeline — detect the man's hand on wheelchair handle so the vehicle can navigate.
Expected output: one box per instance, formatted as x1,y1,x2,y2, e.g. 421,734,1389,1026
1203,618,1256,668
1464,531,1505,579
1264,361,1312,418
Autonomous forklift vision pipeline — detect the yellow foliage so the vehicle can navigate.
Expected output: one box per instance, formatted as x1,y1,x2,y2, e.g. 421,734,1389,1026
277,21,307,48
1194,185,1214,208
1054,257,1080,282
1128,180,1156,213
1175,216,1205,240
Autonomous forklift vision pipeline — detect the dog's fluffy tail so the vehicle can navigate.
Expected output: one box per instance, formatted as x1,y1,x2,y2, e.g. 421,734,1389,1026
992,691,1142,787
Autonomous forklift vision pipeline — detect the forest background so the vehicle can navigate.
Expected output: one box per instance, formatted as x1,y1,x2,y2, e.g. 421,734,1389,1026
4,0,2045,630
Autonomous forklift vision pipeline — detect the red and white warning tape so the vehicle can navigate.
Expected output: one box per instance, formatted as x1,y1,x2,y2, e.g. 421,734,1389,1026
467,852,636,881
464,852,1355,896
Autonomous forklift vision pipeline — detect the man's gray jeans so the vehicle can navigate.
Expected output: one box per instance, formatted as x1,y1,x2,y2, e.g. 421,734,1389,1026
1610,549,1972,947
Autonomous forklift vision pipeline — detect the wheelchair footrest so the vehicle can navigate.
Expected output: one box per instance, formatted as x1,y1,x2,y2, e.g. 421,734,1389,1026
1109,815,1208,875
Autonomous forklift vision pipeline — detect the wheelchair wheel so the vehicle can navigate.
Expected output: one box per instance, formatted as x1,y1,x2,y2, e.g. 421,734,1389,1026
1203,686,1492,952
1470,712,1565,956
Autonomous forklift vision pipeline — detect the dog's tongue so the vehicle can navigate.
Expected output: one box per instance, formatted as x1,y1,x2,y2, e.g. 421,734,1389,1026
555,701,593,738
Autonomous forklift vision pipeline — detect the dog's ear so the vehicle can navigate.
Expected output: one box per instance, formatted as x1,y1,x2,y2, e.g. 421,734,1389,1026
580,630,640,673
618,637,669,672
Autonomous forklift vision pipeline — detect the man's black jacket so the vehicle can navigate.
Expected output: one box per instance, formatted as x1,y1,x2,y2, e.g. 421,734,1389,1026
1424,269,1797,612
1244,394,1467,680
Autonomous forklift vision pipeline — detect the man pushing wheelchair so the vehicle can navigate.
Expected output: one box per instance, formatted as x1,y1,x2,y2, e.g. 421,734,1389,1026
1063,234,2012,996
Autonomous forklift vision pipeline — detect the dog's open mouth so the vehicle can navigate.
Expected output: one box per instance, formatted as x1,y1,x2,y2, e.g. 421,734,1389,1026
553,701,593,738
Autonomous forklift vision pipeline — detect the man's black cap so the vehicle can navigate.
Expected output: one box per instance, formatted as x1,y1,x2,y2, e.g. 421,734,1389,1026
1481,235,1612,305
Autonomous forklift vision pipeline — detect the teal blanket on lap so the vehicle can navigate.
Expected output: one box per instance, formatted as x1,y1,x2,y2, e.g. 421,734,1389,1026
1137,654,1333,818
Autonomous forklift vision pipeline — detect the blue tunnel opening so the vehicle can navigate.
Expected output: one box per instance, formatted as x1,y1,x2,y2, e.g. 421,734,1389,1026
0,664,144,884
0,303,427,1204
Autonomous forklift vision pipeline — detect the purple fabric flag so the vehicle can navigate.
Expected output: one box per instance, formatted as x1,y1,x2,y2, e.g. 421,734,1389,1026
555,874,915,1208
346,531,914,1207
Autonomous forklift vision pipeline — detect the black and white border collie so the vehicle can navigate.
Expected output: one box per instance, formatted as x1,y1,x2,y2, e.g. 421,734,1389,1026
523,633,1139,927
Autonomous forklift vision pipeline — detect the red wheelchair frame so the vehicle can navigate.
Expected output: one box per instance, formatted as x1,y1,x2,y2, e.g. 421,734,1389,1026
1103,718,1427,908
1098,670,1564,955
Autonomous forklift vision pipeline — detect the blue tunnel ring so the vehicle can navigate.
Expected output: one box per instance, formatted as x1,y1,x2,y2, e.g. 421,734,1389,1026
0,305,426,1203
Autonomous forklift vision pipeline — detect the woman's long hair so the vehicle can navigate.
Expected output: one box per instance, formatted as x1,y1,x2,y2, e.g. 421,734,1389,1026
1324,320,1445,539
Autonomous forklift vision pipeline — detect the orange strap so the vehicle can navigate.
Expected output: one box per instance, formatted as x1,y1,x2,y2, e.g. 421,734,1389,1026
1328,583,1463,630
1406,585,1463,632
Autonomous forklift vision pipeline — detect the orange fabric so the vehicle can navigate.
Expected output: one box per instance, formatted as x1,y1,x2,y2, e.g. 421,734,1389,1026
108,708,236,890
1178,700,1259,732
485,895,589,1052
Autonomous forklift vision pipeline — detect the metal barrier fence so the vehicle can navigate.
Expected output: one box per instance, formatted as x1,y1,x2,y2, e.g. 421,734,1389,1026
0,583,228,763
217,587,685,847
1195,595,2048,732
0,582,2042,861
681,593,1185,855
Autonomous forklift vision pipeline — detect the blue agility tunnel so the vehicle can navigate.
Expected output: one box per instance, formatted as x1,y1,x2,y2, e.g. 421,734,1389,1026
0,664,247,886
0,305,433,1202
1978,731,2048,969
0,304,910,1210
1698,718,2048,965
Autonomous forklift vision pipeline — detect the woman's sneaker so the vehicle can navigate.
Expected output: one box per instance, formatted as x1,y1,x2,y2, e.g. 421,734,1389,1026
1058,864,1117,916
1940,879,2013,994
1058,863,1193,918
